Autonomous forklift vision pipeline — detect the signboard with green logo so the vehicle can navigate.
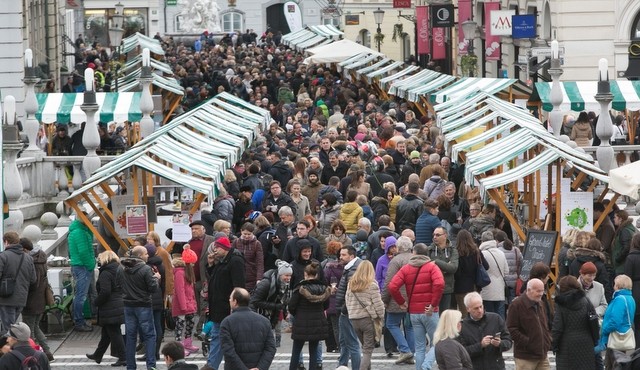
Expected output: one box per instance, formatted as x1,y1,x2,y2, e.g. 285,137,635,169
166,0,177,5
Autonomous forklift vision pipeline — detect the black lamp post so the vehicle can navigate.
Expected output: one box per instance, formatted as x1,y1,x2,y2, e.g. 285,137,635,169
373,8,385,52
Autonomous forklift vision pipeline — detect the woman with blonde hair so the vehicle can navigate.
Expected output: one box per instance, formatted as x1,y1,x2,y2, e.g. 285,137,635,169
433,309,472,370
383,182,402,223
224,169,240,199
346,260,384,370
288,179,311,222
86,251,126,366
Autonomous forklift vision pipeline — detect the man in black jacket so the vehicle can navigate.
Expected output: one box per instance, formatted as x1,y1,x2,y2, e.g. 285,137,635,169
334,246,362,369
121,246,160,370
220,288,276,370
0,322,49,369
202,237,246,370
458,292,512,370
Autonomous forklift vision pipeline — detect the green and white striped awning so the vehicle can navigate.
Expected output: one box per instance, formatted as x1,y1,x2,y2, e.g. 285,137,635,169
533,81,640,112
36,92,142,124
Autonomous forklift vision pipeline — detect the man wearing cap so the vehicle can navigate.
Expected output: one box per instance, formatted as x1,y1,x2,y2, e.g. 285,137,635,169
0,322,50,369
121,246,161,370
202,237,245,370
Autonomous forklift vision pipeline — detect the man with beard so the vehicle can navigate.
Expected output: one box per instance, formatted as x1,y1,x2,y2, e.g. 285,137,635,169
233,186,254,232
302,170,322,213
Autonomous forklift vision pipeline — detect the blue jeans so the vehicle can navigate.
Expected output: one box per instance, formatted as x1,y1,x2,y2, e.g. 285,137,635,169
410,312,439,370
124,306,156,370
483,300,505,319
338,313,361,370
387,312,415,353
206,322,222,369
72,266,92,327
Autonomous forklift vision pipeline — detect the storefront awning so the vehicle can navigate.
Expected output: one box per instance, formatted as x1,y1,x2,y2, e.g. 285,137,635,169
36,92,142,124
532,80,640,112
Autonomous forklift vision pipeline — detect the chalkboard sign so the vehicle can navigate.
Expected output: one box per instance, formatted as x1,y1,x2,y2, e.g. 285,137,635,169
520,230,558,280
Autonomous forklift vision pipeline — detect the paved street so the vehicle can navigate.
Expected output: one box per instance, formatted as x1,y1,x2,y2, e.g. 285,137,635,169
45,326,557,369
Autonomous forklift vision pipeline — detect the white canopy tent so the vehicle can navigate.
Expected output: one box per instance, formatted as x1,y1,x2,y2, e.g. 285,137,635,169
303,40,382,65
609,161,640,198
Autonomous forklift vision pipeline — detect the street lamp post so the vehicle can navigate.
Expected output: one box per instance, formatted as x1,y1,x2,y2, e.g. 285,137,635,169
108,2,125,91
373,8,385,52
461,19,477,77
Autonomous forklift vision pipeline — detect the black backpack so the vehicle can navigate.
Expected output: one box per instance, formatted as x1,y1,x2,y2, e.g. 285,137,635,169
9,350,46,370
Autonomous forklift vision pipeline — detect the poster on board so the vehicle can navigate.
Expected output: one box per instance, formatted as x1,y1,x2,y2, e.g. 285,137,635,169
560,191,593,235
112,195,135,237
126,205,149,235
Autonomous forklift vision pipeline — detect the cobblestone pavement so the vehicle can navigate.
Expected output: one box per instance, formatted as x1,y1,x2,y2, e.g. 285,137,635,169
47,326,558,369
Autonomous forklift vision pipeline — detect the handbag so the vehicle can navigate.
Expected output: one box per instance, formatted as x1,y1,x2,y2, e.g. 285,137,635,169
586,298,600,343
164,296,176,330
0,254,24,298
475,253,491,289
608,297,635,351
353,291,383,343
487,250,510,299
45,283,55,306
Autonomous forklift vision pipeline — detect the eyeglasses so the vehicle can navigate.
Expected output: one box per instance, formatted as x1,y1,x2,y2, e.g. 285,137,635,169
433,233,443,237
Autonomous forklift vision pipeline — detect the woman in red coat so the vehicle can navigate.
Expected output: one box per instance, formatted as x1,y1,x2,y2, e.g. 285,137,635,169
173,245,198,356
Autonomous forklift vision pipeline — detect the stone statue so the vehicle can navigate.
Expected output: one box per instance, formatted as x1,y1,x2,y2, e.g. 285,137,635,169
178,0,222,33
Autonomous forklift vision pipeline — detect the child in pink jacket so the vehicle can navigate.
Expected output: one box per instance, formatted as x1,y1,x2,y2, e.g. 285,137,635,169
172,244,198,355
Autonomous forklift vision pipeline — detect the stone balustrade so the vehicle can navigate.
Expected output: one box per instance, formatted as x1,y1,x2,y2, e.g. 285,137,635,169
582,145,640,169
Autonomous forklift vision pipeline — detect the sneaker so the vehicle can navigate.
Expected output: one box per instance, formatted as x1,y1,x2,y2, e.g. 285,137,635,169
395,352,415,365
74,325,93,332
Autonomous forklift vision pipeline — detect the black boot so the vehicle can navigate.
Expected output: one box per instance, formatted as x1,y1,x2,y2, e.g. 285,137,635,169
86,353,102,364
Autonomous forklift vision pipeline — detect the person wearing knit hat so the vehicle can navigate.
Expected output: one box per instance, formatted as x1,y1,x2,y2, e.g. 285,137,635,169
208,236,232,255
144,243,157,258
577,261,607,321
579,261,598,275
277,260,293,277
0,322,50,369
410,151,421,159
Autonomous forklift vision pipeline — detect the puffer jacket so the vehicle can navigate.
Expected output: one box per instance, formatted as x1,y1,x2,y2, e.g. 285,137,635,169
599,289,636,347
480,241,509,301
339,202,363,234
172,258,197,316
415,211,442,245
552,289,596,370
395,194,423,232
427,241,459,294
346,281,385,320
68,219,95,270
233,236,264,291
288,279,331,341
424,175,446,200
382,251,413,313
499,245,522,289
23,249,48,316
570,121,593,147
323,258,343,315
388,255,445,313
0,245,36,308
335,258,362,315
317,204,341,236
94,260,124,325
120,256,158,307
250,269,290,328
212,195,235,223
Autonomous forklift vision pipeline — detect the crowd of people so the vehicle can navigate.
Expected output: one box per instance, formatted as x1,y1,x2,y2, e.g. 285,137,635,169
11,27,640,370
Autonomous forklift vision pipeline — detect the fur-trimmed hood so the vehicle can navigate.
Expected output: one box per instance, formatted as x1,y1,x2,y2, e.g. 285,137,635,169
569,247,606,262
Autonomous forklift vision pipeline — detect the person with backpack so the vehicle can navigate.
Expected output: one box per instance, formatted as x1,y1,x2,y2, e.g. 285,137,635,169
0,322,50,369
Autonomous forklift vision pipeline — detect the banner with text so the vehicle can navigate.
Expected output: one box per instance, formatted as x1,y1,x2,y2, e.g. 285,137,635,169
490,10,515,36
432,27,446,60
416,6,430,55
393,0,411,8
457,0,471,56
484,2,501,61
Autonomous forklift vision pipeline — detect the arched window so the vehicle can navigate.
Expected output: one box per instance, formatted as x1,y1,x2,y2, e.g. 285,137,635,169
631,11,640,39
221,11,244,33
359,29,371,48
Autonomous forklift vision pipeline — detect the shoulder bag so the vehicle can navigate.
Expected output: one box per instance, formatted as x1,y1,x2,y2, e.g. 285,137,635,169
586,298,600,343
607,297,635,351
0,253,25,298
487,250,510,299
475,253,491,289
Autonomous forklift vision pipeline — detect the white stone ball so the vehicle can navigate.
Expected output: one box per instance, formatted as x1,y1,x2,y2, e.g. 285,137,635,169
559,135,570,143
40,212,59,228
56,201,71,216
22,225,42,243
567,141,578,148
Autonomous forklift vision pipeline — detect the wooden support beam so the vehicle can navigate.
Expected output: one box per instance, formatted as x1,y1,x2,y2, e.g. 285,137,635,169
487,188,526,242
164,96,181,125
598,185,610,203
100,182,116,197
66,199,111,252
594,193,620,231
131,166,140,205
587,179,599,193
89,189,114,221
571,172,587,191
81,192,128,252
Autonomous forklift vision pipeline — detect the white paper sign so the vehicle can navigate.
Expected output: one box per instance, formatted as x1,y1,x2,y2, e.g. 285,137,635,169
560,191,593,235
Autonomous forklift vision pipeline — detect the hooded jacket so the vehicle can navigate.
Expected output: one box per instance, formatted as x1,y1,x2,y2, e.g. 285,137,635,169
427,241,459,294
288,279,331,341
268,160,293,188
339,202,363,234
146,254,165,310
388,255,445,313
250,269,290,328
172,258,197,316
94,260,124,325
0,245,36,308
317,204,341,235
552,289,596,370
613,219,637,274
23,249,48,316
375,243,394,290
480,241,509,301
68,219,95,270
233,236,264,291
120,256,158,307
